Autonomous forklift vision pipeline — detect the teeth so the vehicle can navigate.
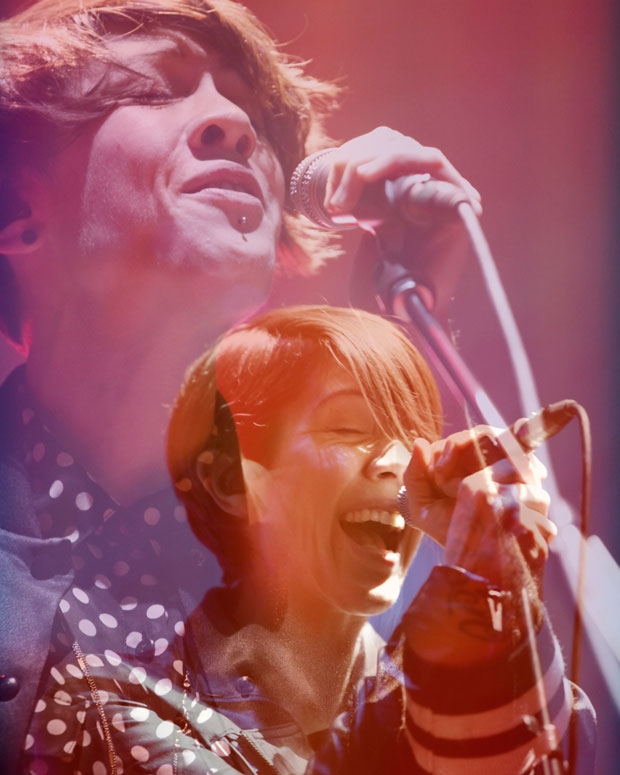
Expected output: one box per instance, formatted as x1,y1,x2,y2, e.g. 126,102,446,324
343,510,405,530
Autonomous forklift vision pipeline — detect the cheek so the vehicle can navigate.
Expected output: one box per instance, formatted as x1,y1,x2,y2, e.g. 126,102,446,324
256,142,286,213
252,446,358,528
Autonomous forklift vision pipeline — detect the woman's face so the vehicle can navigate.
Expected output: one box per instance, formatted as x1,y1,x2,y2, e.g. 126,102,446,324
241,362,421,619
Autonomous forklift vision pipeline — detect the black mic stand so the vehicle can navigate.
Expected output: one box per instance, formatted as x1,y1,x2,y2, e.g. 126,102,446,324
372,257,568,775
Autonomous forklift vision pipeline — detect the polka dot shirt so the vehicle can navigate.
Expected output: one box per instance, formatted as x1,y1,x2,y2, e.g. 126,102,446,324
9,376,264,773
14,370,384,774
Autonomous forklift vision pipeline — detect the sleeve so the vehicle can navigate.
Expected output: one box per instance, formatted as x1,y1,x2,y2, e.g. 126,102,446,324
308,566,596,775
21,639,300,775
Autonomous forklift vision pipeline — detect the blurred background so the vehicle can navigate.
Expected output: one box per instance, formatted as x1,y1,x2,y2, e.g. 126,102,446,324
1,0,618,772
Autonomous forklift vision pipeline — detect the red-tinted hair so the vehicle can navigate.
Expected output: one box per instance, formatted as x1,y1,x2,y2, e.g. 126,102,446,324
167,305,443,582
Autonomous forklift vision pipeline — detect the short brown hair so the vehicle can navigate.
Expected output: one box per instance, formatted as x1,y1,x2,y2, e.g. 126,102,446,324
167,305,443,583
0,0,341,339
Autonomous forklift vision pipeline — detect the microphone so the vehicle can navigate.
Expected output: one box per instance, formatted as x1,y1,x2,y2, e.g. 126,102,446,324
397,399,579,527
290,149,471,231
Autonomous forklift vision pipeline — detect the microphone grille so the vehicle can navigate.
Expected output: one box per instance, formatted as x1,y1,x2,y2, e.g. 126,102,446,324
290,149,341,229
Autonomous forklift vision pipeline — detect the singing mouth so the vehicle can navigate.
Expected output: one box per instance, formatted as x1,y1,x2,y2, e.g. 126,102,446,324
340,509,405,553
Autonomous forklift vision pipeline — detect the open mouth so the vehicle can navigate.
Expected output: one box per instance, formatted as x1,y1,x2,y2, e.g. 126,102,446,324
340,509,405,554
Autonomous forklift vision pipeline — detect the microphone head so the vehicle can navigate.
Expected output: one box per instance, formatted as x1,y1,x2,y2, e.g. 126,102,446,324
290,149,345,230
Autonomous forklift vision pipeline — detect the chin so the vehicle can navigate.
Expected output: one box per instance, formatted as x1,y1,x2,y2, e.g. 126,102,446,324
343,581,403,618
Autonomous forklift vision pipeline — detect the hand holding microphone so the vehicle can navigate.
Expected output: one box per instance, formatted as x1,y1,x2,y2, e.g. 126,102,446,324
399,401,577,585
290,127,482,230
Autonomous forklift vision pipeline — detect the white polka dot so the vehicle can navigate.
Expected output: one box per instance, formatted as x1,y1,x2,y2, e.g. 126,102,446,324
174,505,187,522
155,720,174,739
92,761,106,775
182,750,196,765
78,619,97,637
65,528,80,543
35,699,47,713
32,442,45,462
103,508,115,521
174,621,186,637
50,667,65,685
154,678,172,696
88,544,103,559
144,507,160,525
104,649,121,667
53,690,71,706
85,654,104,668
113,561,130,576
57,452,74,467
47,719,67,736
130,706,150,722
197,708,213,724
49,480,64,498
111,713,125,732
173,660,184,675
75,492,93,511
76,710,86,724
156,766,174,775
94,574,111,590
129,667,146,685
175,478,192,492
120,596,138,611
131,745,149,762
72,587,89,604
154,638,168,656
99,613,118,629
97,690,109,705
66,664,83,679
24,734,34,751
59,599,70,613
126,631,142,648
147,604,165,620
63,740,77,755
140,574,157,586
82,730,91,748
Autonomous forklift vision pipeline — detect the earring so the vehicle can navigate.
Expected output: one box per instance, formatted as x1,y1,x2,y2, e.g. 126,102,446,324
21,227,38,245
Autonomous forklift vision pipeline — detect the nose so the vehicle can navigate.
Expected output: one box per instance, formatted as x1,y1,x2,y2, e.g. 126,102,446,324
188,77,257,161
365,440,410,480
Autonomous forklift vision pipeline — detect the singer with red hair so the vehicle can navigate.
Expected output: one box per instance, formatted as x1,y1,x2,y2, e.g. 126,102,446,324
23,305,593,773
0,0,482,771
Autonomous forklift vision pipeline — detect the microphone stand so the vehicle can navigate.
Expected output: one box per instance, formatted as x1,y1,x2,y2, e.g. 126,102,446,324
371,258,567,775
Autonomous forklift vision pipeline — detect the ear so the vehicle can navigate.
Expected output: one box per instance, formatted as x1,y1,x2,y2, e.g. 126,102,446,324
0,174,47,255
0,217,45,255
196,452,247,520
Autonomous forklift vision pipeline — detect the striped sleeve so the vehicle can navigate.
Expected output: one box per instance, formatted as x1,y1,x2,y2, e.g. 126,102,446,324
382,565,576,773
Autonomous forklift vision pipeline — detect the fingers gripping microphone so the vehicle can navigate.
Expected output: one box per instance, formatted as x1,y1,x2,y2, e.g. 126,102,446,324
397,400,579,527
289,149,470,231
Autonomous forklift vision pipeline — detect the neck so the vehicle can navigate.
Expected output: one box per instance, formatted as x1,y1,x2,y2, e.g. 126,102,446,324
23,306,229,505
197,575,369,735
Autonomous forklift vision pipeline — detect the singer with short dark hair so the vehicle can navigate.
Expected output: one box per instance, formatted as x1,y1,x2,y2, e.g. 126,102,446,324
0,0,592,773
